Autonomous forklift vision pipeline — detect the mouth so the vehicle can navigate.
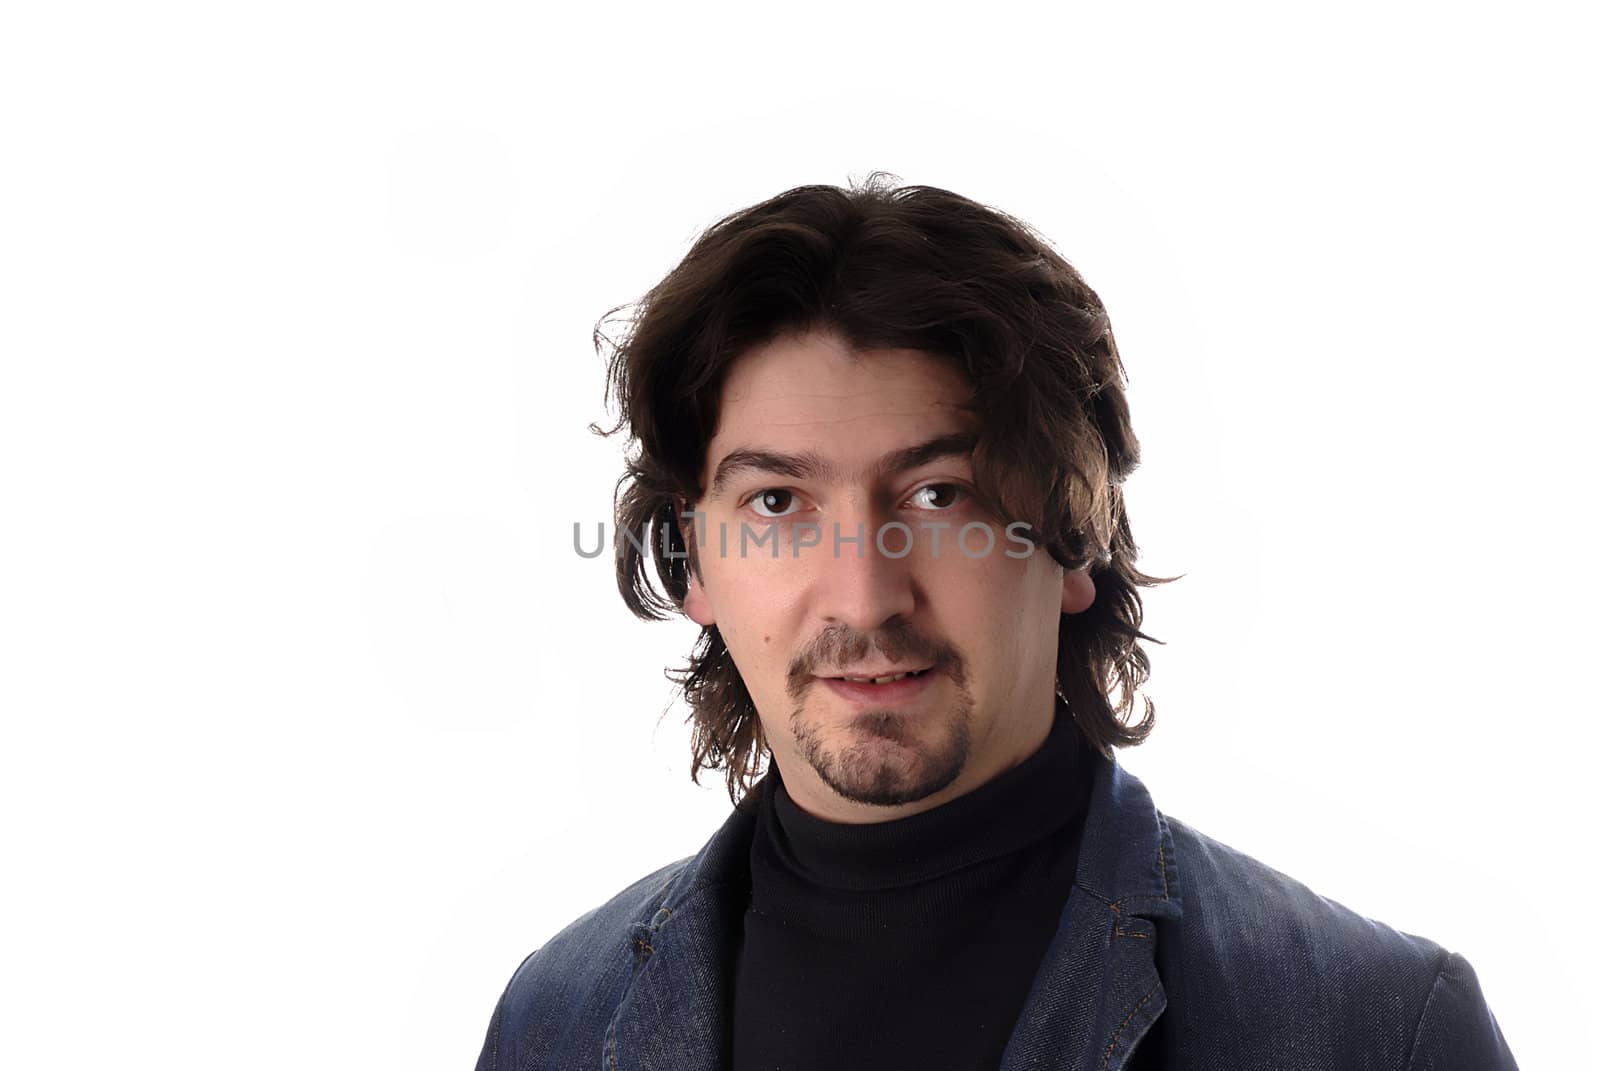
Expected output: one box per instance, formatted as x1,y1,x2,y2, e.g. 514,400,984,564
826,665,933,683
816,665,940,704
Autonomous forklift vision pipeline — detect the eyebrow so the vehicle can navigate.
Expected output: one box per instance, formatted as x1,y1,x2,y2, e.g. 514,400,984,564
708,431,979,499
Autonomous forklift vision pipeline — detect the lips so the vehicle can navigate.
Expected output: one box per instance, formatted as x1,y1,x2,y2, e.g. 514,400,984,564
818,665,941,704
828,667,931,684
824,663,935,680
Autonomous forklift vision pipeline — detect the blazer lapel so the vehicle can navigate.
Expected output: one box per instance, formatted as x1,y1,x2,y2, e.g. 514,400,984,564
605,785,763,1071
1000,753,1184,1071
606,752,1182,1071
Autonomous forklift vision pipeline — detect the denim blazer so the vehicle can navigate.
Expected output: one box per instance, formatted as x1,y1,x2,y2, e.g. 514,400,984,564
474,746,1518,1070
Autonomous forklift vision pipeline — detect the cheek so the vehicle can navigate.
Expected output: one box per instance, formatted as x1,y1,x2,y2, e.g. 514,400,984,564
710,575,802,677
955,560,1060,660
944,551,1040,616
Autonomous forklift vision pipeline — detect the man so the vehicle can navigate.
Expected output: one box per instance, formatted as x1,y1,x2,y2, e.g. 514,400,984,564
474,177,1518,1069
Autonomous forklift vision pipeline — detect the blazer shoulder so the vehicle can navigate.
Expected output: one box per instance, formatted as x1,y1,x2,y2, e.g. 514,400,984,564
476,856,694,1071
1158,812,1456,1064
1164,811,1445,971
1404,950,1520,1070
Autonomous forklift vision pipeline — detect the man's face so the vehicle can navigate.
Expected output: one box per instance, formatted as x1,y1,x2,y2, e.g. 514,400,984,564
683,330,1093,824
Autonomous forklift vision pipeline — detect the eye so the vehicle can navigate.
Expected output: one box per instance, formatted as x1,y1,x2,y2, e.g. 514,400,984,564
907,483,969,510
747,489,804,519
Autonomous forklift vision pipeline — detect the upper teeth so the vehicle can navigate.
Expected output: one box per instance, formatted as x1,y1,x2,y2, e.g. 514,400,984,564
840,670,920,684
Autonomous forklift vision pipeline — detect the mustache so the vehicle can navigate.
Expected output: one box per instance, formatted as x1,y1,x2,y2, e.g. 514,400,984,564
786,621,962,699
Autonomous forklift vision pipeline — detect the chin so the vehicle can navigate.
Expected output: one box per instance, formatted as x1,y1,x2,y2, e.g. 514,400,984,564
796,704,973,808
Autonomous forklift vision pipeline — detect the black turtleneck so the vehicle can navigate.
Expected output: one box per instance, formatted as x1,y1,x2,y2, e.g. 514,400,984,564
729,700,1098,1071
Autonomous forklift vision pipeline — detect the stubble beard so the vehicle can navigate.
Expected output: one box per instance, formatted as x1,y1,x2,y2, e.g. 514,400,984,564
788,687,976,807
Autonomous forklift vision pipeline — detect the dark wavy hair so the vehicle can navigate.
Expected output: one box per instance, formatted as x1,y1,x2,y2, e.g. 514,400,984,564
590,173,1175,805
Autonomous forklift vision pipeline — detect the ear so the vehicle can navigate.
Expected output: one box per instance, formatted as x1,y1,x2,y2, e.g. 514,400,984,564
684,570,716,626
678,496,716,627
1060,566,1096,615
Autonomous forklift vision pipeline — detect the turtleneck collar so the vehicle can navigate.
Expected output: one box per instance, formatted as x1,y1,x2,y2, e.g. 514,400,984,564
761,698,1092,893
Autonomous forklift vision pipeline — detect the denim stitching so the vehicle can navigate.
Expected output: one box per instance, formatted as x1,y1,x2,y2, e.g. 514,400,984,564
1100,815,1175,912
1401,950,1454,1071
1158,823,1170,898
1075,883,1114,908
604,891,699,1071
1110,892,1167,904
1101,982,1160,1069
1108,902,1152,939
599,855,679,1069
654,874,680,914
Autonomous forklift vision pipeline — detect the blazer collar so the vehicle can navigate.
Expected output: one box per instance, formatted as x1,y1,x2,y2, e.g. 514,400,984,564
607,737,1183,1071
999,745,1184,1070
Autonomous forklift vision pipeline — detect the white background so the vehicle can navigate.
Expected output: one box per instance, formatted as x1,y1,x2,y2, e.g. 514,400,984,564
2,2,1593,1067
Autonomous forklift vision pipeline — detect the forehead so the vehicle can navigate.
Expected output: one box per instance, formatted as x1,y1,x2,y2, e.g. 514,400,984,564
706,331,977,468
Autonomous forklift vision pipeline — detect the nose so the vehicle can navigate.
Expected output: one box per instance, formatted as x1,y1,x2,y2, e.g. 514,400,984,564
810,509,920,633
